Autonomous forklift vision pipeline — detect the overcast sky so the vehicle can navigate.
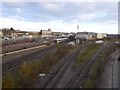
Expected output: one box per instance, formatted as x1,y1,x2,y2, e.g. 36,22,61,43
0,0,119,34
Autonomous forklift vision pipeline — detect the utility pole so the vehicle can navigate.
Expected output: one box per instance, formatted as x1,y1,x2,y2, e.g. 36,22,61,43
76,25,80,43
77,25,79,33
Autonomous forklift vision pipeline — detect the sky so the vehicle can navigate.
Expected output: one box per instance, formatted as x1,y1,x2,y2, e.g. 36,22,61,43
0,0,119,34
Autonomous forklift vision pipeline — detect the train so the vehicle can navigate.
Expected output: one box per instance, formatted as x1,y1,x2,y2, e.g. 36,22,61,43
53,38,68,43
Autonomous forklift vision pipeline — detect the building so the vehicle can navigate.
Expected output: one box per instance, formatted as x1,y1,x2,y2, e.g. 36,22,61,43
52,32,66,38
76,32,89,39
87,32,97,40
28,32,39,38
39,29,52,38
1,28,18,38
1,28,40,39
97,33,107,39
76,32,88,43
76,32,98,43
17,31,29,38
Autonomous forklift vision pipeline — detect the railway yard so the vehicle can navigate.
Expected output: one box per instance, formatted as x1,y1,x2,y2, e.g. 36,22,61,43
1,1,119,89
1,38,119,88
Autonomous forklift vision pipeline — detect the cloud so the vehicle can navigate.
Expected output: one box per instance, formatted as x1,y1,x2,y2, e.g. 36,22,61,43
16,8,22,12
1,0,119,2
2,2,117,23
0,17,118,34
41,2,59,12
2,2,26,8
1,2,118,34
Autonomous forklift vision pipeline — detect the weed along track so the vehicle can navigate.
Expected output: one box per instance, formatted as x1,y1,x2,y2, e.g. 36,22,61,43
65,42,106,88
38,44,83,88
2,41,118,88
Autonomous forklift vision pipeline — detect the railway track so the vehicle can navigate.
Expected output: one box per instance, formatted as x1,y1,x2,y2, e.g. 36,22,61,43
64,43,107,88
2,41,47,54
37,45,84,88
2,44,56,74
